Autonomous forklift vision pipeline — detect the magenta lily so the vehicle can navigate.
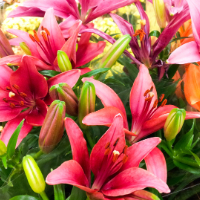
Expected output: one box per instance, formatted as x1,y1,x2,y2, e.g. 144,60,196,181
0,56,81,146
46,114,170,200
8,0,138,26
5,8,105,74
82,64,200,142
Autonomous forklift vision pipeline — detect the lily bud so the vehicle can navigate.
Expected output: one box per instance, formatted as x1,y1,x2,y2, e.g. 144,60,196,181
22,155,46,194
39,100,66,153
20,42,32,55
57,50,72,72
0,140,7,157
100,34,131,68
49,83,78,116
153,0,167,28
164,108,186,141
76,43,78,52
78,81,96,129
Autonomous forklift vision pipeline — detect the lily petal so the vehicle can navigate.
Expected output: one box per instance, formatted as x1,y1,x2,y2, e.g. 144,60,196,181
64,118,90,181
0,65,13,90
102,167,170,196
167,41,200,64
10,56,48,99
144,147,167,183
46,160,94,193
1,111,32,147
120,138,161,171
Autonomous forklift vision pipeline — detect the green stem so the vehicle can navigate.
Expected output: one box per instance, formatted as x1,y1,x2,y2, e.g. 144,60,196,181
85,130,94,149
33,150,43,160
40,191,49,200
174,156,200,168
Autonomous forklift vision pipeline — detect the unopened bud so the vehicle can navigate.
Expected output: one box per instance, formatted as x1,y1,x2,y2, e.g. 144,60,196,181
153,0,167,28
164,108,186,141
57,50,72,72
76,43,78,52
22,155,46,194
78,81,96,129
20,42,32,55
39,100,66,153
49,83,78,116
100,34,131,68
0,140,7,157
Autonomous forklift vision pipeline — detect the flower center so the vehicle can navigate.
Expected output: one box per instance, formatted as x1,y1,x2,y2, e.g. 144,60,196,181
91,138,128,190
29,27,55,64
133,29,146,42
3,84,33,109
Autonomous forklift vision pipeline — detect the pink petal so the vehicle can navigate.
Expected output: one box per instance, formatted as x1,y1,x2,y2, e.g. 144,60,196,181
76,41,106,67
10,56,48,99
0,65,13,90
130,65,157,134
90,114,125,180
144,147,167,183
26,99,48,126
46,160,94,193
48,69,81,88
0,55,22,66
38,8,65,58
79,67,91,75
120,138,161,171
167,41,200,64
102,168,170,196
82,78,127,120
1,111,32,147
82,107,129,130
186,0,200,47
64,118,90,181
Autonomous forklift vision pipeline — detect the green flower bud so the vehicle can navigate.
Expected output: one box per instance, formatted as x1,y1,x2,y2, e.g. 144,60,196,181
0,140,7,157
57,50,72,72
76,43,78,52
78,81,96,129
22,155,45,194
153,0,167,28
20,42,32,55
164,108,186,141
100,34,131,68
49,83,78,116
39,100,66,153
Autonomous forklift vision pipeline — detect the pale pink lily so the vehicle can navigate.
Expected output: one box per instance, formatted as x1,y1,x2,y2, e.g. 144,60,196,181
46,114,170,200
4,8,105,74
82,64,200,142
0,56,81,146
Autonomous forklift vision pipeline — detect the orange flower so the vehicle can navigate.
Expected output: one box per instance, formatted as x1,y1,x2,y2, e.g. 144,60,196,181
184,64,200,111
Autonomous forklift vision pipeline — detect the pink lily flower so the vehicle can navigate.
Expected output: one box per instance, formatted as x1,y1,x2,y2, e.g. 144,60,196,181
82,64,200,142
7,0,138,25
4,8,105,74
46,114,170,200
0,56,81,146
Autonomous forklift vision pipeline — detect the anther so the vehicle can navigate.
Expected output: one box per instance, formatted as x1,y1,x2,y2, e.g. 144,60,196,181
20,92,27,98
159,94,165,102
122,155,128,164
161,99,167,106
29,34,36,42
133,29,146,41
9,103,16,108
153,99,158,108
9,91,15,98
113,138,120,146
6,86,11,90
123,145,128,154
33,30,40,43
3,98,8,102
144,89,150,97
150,86,153,92
19,101,25,106
41,31,48,41
104,147,111,156
13,84,20,90
140,19,146,26
112,150,120,162
44,28,50,36
105,142,110,149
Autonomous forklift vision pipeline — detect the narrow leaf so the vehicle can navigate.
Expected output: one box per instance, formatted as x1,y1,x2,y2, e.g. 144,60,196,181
69,186,87,200
149,30,160,38
10,195,39,200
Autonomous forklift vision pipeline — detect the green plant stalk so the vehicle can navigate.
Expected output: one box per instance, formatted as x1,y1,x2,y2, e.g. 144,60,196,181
54,184,65,200
40,191,49,200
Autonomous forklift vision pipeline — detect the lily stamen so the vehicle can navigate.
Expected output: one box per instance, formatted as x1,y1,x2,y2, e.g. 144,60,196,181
9,102,16,108
133,29,146,41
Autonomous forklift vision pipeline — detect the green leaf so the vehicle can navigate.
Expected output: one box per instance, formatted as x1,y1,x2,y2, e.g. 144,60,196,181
2,156,7,169
75,68,110,86
170,36,191,43
9,195,40,200
54,184,65,200
167,64,179,79
39,70,60,77
0,140,7,157
69,186,86,200
149,30,160,38
7,120,24,159
182,150,200,166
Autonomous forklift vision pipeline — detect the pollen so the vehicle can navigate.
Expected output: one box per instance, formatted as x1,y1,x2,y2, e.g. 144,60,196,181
6,86,11,90
9,103,16,108
13,84,20,90
161,99,167,106
144,89,150,97
20,92,27,98
159,94,165,102
133,29,146,41
33,30,40,43
112,150,120,162
104,147,111,156
29,34,36,42
19,101,25,106
153,99,158,108
140,19,146,26
9,92,15,98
